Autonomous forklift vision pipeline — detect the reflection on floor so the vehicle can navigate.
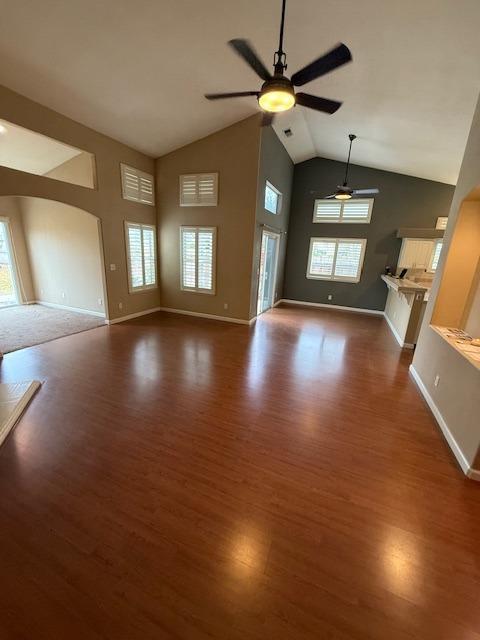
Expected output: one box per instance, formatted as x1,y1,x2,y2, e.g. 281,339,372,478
0,305,479,639
0,303,104,353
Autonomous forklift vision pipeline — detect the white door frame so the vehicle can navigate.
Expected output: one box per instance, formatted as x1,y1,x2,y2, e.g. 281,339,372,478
257,228,281,316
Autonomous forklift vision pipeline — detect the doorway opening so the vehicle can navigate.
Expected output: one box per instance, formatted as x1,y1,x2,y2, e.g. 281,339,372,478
0,218,19,308
257,229,280,315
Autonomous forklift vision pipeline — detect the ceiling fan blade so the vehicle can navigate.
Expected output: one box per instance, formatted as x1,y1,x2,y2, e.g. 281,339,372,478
295,93,342,114
291,43,352,87
261,112,275,127
324,194,337,199
205,91,259,100
352,188,379,195
228,39,272,82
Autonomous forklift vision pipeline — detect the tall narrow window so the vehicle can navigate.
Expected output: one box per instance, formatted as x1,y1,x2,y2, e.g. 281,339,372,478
264,180,282,214
180,226,216,294
307,238,367,283
125,222,157,292
429,240,443,272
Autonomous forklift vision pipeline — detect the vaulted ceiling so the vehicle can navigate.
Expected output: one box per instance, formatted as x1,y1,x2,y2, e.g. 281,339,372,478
1,0,480,184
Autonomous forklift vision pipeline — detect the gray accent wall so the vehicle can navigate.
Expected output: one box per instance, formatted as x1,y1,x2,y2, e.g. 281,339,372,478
283,157,454,311
249,126,294,318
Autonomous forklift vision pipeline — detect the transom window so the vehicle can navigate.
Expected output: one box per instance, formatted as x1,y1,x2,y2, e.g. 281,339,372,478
121,164,155,206
180,226,216,294
125,222,157,292
307,238,367,283
179,173,218,207
313,198,374,223
264,181,282,214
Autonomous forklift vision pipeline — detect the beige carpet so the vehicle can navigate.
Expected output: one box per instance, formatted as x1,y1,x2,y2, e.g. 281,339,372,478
0,304,105,354
0,381,41,446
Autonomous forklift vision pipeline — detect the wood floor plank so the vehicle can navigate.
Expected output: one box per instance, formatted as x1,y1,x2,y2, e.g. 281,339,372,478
0,305,479,639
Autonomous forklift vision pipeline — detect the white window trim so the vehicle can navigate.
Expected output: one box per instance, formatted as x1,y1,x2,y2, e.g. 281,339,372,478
312,198,374,224
124,221,158,293
306,237,367,283
180,226,217,295
179,173,218,207
428,239,443,273
264,180,283,215
121,164,155,206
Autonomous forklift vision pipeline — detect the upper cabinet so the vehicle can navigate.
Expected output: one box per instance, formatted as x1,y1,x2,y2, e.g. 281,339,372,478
398,238,443,272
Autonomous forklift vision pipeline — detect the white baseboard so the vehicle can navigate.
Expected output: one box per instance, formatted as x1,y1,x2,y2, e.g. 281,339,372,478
384,313,415,349
159,307,251,325
279,299,384,316
409,364,479,480
36,300,106,318
106,307,161,325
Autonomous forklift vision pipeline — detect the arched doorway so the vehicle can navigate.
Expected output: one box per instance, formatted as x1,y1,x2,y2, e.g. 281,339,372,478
0,195,108,355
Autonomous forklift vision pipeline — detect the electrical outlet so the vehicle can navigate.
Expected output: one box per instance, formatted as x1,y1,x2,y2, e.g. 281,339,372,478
98,298,103,306
61,292,66,299
328,294,333,301
110,264,116,271
223,303,228,310
118,302,123,310
434,374,440,387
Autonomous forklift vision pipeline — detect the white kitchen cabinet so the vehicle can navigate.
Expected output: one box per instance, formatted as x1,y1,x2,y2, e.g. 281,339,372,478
398,239,434,269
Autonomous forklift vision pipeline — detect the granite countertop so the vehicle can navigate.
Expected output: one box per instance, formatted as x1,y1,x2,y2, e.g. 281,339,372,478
381,274,429,294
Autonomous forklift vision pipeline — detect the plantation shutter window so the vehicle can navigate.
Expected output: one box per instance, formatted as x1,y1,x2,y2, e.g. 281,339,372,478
180,226,216,293
179,173,218,206
121,164,155,205
334,241,364,280
313,198,373,223
125,222,157,291
307,238,367,283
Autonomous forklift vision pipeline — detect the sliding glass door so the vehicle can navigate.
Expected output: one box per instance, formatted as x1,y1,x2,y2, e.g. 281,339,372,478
0,219,19,307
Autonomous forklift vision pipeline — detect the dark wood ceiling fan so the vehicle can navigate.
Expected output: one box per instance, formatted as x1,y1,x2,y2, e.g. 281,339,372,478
323,134,380,200
205,0,352,126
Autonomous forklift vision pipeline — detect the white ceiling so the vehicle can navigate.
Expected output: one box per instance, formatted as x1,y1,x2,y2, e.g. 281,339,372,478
1,0,480,184
0,119,81,175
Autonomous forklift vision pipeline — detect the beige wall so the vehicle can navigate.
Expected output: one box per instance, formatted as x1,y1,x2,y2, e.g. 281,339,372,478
45,151,96,189
0,84,160,320
464,263,480,337
156,116,261,321
432,201,480,327
412,93,480,474
19,197,105,314
0,196,35,302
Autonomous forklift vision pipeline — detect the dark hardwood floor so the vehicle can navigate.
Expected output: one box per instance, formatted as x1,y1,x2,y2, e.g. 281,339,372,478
1,305,479,640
